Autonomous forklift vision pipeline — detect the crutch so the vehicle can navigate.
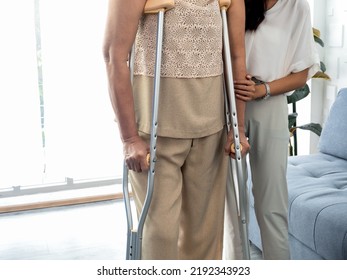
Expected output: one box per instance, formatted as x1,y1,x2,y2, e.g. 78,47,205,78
123,0,175,260
219,0,250,260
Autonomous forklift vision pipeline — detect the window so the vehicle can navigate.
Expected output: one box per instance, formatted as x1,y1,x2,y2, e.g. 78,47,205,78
0,0,123,193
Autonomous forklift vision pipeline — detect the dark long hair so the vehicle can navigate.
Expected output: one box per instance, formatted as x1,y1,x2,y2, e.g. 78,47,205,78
245,0,267,31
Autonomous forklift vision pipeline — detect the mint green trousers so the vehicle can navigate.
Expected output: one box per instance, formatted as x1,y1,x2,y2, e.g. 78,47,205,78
224,94,290,260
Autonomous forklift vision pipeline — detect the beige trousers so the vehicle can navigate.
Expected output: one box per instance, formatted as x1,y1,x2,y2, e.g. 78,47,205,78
130,129,228,260
224,94,290,260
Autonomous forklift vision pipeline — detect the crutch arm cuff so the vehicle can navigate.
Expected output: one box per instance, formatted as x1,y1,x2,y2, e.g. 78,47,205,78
144,0,175,14
219,0,231,10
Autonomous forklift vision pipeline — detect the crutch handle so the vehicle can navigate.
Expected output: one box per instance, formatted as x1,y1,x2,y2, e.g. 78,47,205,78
146,153,150,165
231,143,243,154
219,0,232,10
144,0,175,14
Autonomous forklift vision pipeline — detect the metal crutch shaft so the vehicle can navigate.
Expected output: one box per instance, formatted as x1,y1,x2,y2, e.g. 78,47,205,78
219,0,250,260
123,0,175,260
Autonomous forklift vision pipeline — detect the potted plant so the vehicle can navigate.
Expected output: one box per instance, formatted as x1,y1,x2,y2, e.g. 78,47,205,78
287,28,331,156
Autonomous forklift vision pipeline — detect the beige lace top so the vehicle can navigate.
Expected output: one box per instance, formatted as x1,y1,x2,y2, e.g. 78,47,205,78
133,75,225,138
134,0,223,78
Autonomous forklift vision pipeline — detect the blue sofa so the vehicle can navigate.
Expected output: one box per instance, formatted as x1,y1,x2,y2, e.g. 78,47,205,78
248,87,347,260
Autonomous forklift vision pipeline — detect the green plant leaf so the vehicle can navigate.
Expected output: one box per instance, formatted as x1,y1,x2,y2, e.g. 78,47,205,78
313,71,331,80
287,84,310,104
314,35,324,47
320,61,327,72
295,123,322,136
288,113,298,129
313,27,321,38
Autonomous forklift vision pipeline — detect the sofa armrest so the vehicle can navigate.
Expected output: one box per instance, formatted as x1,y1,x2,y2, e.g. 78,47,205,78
318,88,347,160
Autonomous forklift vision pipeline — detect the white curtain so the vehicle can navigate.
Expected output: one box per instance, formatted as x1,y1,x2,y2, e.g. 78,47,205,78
0,1,44,189
0,0,123,189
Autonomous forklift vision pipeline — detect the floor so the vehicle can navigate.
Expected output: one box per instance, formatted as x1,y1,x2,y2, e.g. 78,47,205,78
0,199,262,260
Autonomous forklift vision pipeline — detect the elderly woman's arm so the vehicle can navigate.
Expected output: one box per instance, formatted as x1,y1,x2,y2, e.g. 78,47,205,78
103,0,149,172
226,0,250,157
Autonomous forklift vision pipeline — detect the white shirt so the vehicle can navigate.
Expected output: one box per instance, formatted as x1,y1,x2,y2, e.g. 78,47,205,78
245,0,320,93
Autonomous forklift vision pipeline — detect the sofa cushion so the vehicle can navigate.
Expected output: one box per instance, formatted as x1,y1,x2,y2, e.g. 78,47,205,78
287,153,347,259
318,88,347,160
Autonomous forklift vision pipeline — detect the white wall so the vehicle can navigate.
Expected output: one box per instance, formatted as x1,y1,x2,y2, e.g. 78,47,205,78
297,0,347,155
